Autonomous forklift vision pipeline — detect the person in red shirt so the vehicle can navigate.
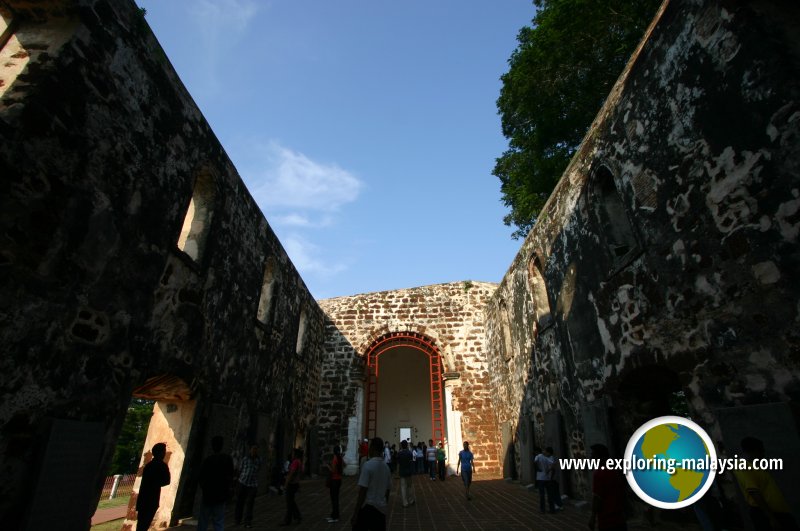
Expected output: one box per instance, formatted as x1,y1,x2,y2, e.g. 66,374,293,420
326,445,344,523
589,444,627,531
280,448,304,526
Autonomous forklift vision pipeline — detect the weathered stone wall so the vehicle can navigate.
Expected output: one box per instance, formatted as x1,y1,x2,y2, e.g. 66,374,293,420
0,1,324,528
485,0,800,499
318,281,505,476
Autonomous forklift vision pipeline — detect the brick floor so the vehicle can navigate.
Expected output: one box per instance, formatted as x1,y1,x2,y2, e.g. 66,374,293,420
173,474,704,531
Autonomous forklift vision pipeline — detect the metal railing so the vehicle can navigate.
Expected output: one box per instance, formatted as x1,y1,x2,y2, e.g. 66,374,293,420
100,474,136,499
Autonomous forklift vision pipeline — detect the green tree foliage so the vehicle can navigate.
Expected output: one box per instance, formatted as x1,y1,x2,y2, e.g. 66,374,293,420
495,0,662,239
110,399,154,474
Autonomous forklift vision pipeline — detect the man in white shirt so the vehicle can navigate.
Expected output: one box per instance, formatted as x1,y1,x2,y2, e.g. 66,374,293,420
534,446,559,513
352,437,393,531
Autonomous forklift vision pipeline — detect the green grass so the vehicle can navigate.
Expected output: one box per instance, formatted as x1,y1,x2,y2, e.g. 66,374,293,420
95,495,130,511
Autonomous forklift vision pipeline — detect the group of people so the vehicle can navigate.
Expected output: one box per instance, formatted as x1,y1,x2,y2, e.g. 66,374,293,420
135,438,305,531
360,437,454,480
350,437,476,530
133,432,799,531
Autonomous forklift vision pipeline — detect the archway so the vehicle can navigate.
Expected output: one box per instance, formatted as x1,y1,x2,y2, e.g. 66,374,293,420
364,332,446,445
122,374,196,530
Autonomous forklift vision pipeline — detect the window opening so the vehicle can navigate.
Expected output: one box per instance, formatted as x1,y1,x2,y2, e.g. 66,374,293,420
256,257,276,324
593,166,639,267
527,255,552,330
499,300,514,363
0,6,28,99
295,307,307,354
177,171,215,262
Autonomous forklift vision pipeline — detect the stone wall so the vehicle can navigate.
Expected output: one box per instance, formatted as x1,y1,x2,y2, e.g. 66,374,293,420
484,0,800,500
318,281,505,476
0,1,325,528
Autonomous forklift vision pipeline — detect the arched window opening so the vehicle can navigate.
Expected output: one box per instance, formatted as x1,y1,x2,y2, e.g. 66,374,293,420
295,307,307,355
527,255,552,330
499,300,514,363
177,171,215,262
256,257,276,325
592,166,639,268
0,6,28,99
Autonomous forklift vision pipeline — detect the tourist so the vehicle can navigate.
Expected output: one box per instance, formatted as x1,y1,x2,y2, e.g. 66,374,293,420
534,447,558,513
280,448,304,526
197,436,234,531
351,437,393,530
235,445,262,528
325,445,344,523
397,440,416,508
733,436,798,531
436,441,447,481
588,444,627,531
426,439,437,480
136,442,170,531
456,441,475,500
383,440,392,471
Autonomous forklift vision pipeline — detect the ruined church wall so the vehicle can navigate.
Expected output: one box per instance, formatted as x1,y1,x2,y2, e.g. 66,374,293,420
318,281,505,476
485,0,800,499
0,0,324,527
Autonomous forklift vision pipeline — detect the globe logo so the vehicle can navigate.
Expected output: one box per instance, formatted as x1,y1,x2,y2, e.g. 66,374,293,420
624,416,717,509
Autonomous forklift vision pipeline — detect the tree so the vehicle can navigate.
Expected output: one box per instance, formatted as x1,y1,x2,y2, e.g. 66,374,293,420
495,0,662,239
110,399,154,474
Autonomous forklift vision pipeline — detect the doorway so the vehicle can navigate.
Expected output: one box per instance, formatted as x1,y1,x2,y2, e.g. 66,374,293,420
121,374,196,530
364,331,446,445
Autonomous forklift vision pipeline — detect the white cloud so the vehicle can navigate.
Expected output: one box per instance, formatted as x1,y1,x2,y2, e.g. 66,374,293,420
271,213,336,228
249,142,362,212
231,140,361,284
272,213,312,227
187,0,260,93
192,0,259,41
283,234,346,277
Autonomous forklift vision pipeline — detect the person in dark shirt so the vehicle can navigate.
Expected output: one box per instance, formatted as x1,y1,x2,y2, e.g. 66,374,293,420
235,445,262,528
397,440,416,507
198,436,235,531
589,444,627,531
136,442,171,531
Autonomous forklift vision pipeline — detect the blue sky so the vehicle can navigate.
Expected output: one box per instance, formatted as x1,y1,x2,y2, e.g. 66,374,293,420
136,0,536,300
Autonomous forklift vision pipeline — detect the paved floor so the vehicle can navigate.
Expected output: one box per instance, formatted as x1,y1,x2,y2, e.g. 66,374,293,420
91,504,127,526
172,474,704,531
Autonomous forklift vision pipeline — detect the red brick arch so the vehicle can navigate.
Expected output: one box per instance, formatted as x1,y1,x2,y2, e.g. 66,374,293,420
363,331,446,444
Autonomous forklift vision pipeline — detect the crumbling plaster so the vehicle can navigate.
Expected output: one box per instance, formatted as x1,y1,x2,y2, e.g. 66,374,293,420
1,0,325,527
484,0,800,499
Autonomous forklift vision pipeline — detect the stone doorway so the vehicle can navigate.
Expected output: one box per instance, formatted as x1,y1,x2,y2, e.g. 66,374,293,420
122,374,196,530
364,332,446,446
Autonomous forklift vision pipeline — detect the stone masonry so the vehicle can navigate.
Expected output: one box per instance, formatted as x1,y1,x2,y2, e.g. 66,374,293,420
318,281,504,477
2,0,800,529
483,0,800,503
1,1,324,529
